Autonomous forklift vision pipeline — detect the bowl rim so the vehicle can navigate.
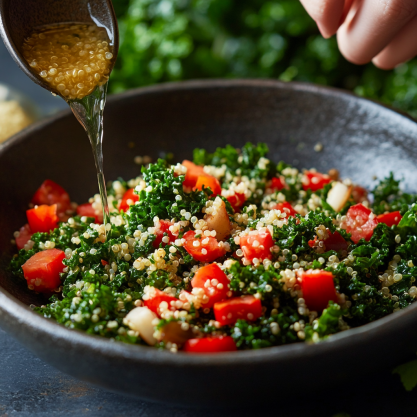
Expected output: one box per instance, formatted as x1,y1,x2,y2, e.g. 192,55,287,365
1,78,417,366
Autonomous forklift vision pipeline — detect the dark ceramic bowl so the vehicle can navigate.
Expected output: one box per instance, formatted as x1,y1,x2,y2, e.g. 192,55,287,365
1,80,417,406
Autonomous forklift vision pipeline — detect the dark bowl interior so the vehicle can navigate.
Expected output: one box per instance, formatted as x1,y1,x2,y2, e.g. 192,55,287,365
1,80,417,407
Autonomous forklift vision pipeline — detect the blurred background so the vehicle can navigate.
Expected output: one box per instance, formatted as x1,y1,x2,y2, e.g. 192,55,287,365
2,0,417,143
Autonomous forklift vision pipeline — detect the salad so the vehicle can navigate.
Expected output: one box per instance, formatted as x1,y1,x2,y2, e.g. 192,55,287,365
9,143,417,353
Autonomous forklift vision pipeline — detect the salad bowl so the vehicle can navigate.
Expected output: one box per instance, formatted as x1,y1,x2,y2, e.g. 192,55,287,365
1,80,417,406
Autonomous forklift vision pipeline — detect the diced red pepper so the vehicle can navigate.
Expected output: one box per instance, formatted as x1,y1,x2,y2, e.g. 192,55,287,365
302,171,331,192
184,336,237,353
31,179,71,213
227,192,246,212
214,295,263,326
308,236,317,248
341,203,379,244
153,220,178,248
76,202,102,224
194,175,222,197
183,230,226,262
272,202,297,218
22,248,65,292
271,176,286,191
377,211,402,227
191,263,230,308
143,288,178,317
323,231,348,252
27,204,59,233
239,229,273,262
300,269,338,312
182,160,206,188
119,188,139,213
16,224,33,250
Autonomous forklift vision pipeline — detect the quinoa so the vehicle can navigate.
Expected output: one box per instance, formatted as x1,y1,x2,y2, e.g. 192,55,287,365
9,143,417,352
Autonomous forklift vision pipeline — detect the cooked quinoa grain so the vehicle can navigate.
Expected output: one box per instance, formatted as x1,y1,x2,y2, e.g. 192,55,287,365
9,143,417,353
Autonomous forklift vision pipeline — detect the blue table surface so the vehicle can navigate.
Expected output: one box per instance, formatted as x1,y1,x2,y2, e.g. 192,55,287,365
2,38,417,417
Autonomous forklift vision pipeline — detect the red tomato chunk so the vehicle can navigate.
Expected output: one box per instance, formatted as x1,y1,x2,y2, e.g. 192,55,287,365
119,188,139,212
184,336,237,353
182,160,206,188
300,270,338,312
194,175,222,197
22,248,65,292
144,288,177,316
239,229,273,262
302,171,331,192
270,176,286,191
76,202,102,223
272,202,297,218
183,230,226,262
16,224,33,250
191,263,230,308
227,192,246,212
341,203,378,244
214,295,262,326
153,220,178,248
27,204,59,233
32,179,71,213
323,230,348,253
377,211,402,227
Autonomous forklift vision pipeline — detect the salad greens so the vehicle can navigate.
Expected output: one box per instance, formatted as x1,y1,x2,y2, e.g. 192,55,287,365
10,142,417,352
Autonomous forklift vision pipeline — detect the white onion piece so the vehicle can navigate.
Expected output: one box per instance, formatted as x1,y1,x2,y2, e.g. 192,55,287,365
125,306,157,345
326,182,352,212
205,198,232,241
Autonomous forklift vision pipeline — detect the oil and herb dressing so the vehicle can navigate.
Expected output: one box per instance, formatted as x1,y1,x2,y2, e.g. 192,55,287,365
22,23,115,225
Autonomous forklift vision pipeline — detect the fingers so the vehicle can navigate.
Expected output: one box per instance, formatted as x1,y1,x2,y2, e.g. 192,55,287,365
299,0,346,38
337,0,417,65
373,14,417,69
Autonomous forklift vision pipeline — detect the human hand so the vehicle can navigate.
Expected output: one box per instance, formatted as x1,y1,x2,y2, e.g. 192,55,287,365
299,0,417,69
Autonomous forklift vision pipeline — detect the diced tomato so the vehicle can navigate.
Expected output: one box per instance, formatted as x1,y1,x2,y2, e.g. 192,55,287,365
182,160,206,188
308,236,317,248
377,211,402,227
271,176,286,191
352,185,368,203
227,192,246,212
300,269,338,312
340,203,378,244
272,202,297,218
183,230,226,262
101,259,109,266
194,175,222,197
76,203,102,223
15,224,33,250
22,248,65,292
302,171,331,192
239,229,274,262
143,288,178,316
119,188,139,213
27,204,59,233
31,180,71,213
153,220,178,248
184,336,237,353
324,231,348,253
191,263,230,308
214,295,263,326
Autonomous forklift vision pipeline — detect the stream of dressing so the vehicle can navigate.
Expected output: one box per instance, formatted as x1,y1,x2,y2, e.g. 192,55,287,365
69,83,110,225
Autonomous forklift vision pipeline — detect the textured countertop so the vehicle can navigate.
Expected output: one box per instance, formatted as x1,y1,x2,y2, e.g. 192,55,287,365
2,39,417,417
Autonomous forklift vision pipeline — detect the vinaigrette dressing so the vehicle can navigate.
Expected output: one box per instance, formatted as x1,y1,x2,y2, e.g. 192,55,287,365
22,23,115,225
